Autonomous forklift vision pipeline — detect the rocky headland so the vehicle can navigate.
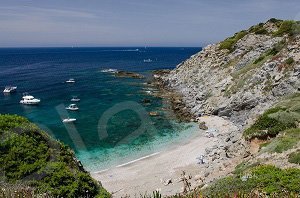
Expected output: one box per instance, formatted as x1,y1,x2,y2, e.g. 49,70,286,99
149,18,300,196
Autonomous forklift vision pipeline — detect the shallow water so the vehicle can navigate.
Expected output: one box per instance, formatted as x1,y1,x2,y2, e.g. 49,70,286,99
0,47,201,171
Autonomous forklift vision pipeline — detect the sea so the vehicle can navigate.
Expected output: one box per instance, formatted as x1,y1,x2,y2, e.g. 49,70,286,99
0,47,201,171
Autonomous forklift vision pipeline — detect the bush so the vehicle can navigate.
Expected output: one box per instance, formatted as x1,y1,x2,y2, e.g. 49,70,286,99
219,31,247,51
288,150,300,165
268,18,282,24
253,55,265,64
0,114,110,198
273,20,300,37
243,108,297,140
255,28,268,35
285,57,295,65
202,165,300,196
272,136,298,153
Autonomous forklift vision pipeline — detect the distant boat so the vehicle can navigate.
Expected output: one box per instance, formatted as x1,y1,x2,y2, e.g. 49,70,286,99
71,96,80,102
66,78,75,83
65,104,79,111
144,59,153,63
3,86,17,93
20,93,41,105
101,69,118,73
62,118,77,123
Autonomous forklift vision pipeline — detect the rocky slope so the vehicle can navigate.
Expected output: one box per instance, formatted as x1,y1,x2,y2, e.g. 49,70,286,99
152,19,300,196
160,19,300,127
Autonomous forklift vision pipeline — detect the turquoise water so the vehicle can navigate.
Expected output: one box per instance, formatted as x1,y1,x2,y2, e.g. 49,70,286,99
0,47,201,171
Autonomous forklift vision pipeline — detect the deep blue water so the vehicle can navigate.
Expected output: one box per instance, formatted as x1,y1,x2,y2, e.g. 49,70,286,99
0,47,201,171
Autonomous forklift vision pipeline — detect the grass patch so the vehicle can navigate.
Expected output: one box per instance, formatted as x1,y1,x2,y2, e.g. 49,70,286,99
253,55,265,64
288,150,300,165
219,31,248,51
243,107,297,140
202,165,300,196
233,161,261,175
249,23,268,35
259,128,299,154
273,20,300,37
285,57,295,65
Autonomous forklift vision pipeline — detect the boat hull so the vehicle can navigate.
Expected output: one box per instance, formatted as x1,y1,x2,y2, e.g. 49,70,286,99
63,119,76,123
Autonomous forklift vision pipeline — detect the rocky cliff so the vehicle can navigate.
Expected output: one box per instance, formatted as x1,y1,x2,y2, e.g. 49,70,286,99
151,19,300,196
161,19,300,127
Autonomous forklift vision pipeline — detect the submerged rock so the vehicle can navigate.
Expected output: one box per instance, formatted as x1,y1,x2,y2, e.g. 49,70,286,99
114,70,145,79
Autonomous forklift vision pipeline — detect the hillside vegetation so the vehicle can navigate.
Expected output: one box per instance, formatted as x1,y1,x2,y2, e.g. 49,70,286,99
0,114,110,198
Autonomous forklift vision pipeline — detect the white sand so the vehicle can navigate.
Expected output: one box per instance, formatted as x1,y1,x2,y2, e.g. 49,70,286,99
91,116,237,197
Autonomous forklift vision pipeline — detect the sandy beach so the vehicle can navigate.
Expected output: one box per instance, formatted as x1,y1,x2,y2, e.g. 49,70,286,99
92,116,239,197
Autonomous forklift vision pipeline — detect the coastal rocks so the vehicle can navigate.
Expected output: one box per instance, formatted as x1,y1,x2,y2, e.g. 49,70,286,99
199,121,208,130
114,70,145,79
149,111,159,116
142,98,151,104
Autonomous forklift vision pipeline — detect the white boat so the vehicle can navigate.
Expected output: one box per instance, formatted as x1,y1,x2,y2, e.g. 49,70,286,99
62,118,77,123
65,104,79,111
3,86,17,93
143,59,153,63
71,96,80,102
66,78,75,83
20,93,41,105
101,69,118,73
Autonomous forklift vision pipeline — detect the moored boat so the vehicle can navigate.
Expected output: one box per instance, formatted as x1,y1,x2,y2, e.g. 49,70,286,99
66,78,75,83
71,96,80,102
62,118,77,123
65,104,79,111
20,93,41,105
3,86,17,93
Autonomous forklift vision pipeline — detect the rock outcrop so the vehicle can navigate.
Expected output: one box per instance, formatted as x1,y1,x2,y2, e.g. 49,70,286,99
160,19,300,127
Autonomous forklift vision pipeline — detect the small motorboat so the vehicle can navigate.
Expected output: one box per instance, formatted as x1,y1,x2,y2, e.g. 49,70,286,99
101,69,118,73
62,118,77,123
66,78,75,83
3,86,17,93
143,59,153,63
65,104,79,111
71,96,80,102
20,93,41,105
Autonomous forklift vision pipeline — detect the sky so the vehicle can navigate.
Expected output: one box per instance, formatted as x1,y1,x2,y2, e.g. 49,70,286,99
0,0,300,47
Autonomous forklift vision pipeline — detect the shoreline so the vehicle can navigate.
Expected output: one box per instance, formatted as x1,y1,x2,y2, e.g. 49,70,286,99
91,116,245,197
91,70,249,197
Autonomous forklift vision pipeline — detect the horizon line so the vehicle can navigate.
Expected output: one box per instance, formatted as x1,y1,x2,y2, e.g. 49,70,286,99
0,46,203,49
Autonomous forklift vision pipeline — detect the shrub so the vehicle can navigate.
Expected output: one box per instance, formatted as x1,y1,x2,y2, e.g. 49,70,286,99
273,20,300,37
272,136,298,153
288,150,300,165
219,31,247,51
255,28,268,35
285,57,295,65
268,18,282,24
253,55,265,64
202,165,300,196
243,108,297,140
0,114,110,198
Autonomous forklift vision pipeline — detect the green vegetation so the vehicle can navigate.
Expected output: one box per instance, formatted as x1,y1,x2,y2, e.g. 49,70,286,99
243,105,299,140
288,150,300,165
273,20,300,37
253,55,266,64
266,40,286,56
285,57,295,65
202,165,300,197
268,18,283,25
0,114,110,198
249,23,268,35
219,31,247,51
